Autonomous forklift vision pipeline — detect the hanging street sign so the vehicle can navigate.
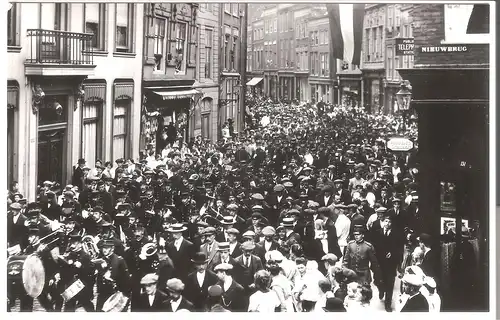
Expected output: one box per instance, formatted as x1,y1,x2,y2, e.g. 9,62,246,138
387,137,414,152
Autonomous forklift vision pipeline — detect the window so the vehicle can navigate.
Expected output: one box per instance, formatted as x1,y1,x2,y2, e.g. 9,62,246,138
373,28,378,59
296,52,300,69
201,114,210,139
364,29,370,61
7,3,19,47
188,24,198,67
273,19,277,33
115,4,134,53
224,3,230,13
386,46,393,79
388,6,393,28
82,100,103,165
224,34,230,70
152,18,166,70
231,3,238,16
204,29,213,78
231,36,238,71
113,100,129,160
310,52,314,74
315,31,319,45
84,4,106,50
171,22,187,75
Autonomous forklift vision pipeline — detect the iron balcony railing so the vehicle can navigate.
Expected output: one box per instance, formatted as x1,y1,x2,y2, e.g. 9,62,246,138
26,29,95,65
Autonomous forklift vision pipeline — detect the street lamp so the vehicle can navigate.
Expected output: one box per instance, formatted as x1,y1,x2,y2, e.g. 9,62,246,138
396,81,412,132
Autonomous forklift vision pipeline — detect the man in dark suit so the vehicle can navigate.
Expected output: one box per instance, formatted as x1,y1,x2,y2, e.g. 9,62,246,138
72,158,87,191
214,263,247,312
42,191,62,221
199,227,220,270
259,226,279,264
131,273,169,311
418,233,438,280
372,213,403,312
386,198,408,232
166,223,195,281
164,278,194,312
233,241,264,293
95,239,130,311
318,207,342,259
226,228,243,258
400,271,430,312
183,252,219,311
210,242,239,271
241,231,266,262
316,185,335,207
265,184,288,224
333,179,351,205
7,203,28,251
282,218,301,243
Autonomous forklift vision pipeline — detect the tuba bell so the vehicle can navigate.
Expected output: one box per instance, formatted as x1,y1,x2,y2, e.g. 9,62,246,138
139,243,157,260
82,235,100,260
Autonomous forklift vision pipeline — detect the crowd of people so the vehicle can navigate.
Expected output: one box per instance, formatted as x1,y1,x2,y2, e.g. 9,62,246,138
7,95,440,312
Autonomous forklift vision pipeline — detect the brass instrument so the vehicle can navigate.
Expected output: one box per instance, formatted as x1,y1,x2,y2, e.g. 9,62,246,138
82,235,100,260
139,242,157,260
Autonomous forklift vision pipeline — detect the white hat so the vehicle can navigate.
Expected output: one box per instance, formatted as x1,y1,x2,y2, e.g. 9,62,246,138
424,276,436,289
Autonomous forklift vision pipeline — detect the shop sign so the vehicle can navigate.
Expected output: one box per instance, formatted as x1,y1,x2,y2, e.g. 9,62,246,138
387,137,414,152
420,45,469,53
395,38,415,55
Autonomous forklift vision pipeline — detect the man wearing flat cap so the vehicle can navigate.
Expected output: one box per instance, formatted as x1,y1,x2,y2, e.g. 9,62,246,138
131,273,169,311
7,202,29,252
234,241,264,293
200,227,220,270
164,278,194,312
214,262,247,311
184,252,219,311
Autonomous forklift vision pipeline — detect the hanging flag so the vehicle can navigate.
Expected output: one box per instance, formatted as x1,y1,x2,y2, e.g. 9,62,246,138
466,4,489,34
327,4,365,66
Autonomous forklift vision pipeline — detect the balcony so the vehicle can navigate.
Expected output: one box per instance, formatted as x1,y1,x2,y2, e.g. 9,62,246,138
25,29,96,77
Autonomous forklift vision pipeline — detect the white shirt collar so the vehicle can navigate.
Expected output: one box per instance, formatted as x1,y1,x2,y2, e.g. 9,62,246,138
170,296,181,311
148,292,155,306
224,277,233,292
229,242,237,253
174,237,183,250
196,270,206,286
286,230,293,237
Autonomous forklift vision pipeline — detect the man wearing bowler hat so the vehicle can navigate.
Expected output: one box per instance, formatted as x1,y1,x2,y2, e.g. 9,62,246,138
183,252,218,311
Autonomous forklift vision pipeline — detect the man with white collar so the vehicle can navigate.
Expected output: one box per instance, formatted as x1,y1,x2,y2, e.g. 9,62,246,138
166,223,194,280
282,217,301,243
184,252,218,311
399,266,429,312
418,233,437,279
214,263,246,311
260,226,279,259
164,278,194,312
200,227,220,270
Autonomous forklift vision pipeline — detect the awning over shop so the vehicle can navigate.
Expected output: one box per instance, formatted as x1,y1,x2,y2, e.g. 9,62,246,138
246,77,263,86
152,89,202,101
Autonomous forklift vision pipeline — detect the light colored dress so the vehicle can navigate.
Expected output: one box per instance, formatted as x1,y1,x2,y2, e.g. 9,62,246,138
271,274,295,312
248,290,281,312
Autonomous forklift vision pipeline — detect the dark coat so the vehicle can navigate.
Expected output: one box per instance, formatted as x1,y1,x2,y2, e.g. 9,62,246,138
42,203,62,221
72,166,85,191
372,228,403,277
96,252,130,304
420,248,439,279
233,254,264,288
7,212,28,249
131,289,170,312
184,269,219,311
220,279,247,311
324,218,342,258
400,293,430,312
164,297,194,312
166,238,195,281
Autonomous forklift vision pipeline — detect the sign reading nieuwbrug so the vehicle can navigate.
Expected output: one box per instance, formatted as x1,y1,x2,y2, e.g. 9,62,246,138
420,45,469,53
395,38,415,56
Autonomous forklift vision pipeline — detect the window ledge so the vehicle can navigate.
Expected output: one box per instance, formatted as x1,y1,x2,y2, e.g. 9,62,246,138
8,46,22,53
113,52,136,58
92,51,109,57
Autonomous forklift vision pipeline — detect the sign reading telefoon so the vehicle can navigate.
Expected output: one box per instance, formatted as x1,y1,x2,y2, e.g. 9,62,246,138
395,38,415,56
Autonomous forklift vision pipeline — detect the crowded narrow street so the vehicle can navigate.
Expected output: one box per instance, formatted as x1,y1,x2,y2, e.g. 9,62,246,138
7,2,490,314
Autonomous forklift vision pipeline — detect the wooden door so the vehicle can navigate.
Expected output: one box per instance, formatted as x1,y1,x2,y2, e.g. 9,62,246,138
38,129,65,186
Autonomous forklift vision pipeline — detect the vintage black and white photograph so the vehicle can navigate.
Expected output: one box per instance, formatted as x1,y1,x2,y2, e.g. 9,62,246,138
5,1,493,314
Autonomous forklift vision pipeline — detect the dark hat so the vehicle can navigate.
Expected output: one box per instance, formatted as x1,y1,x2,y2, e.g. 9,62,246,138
287,209,300,217
208,285,224,297
99,238,115,247
323,297,346,312
417,233,431,244
352,225,366,234
252,205,264,212
28,227,40,236
78,158,86,165
317,207,331,215
191,252,209,264
68,232,82,241
251,212,264,219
